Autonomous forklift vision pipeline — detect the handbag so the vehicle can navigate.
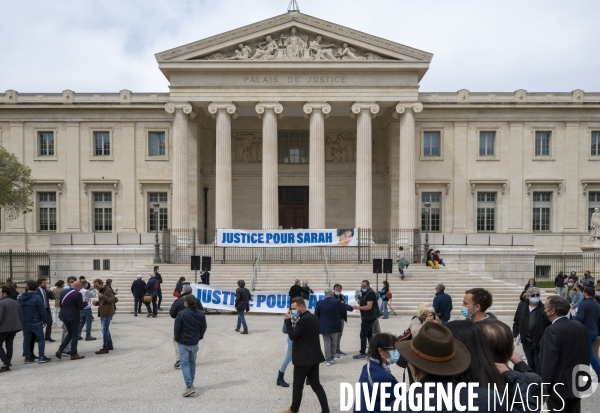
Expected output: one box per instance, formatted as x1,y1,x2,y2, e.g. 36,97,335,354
143,294,152,303
113,296,119,304
173,289,181,298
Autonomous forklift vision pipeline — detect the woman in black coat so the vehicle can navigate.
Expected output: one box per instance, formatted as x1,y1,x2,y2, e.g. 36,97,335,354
234,280,251,334
288,279,303,300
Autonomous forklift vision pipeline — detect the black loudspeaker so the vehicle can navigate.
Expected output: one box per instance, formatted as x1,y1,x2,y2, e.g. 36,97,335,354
383,258,393,274
201,256,212,271
373,259,382,274
191,256,200,271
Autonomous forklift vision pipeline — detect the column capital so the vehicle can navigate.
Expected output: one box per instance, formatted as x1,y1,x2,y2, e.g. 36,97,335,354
165,102,193,114
351,102,379,119
303,102,331,119
255,102,283,119
208,102,238,119
393,102,423,118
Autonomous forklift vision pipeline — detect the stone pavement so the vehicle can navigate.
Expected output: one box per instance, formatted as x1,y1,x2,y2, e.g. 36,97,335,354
3,313,599,412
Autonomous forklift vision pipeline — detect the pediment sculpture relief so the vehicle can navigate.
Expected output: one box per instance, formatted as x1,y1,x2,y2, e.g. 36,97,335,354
200,26,390,61
232,134,262,163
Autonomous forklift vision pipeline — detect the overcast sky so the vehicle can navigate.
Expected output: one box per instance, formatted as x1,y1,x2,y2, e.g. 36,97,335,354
1,0,599,93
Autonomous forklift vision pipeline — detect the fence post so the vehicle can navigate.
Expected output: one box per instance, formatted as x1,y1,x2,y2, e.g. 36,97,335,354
357,228,362,263
192,228,196,257
9,249,13,279
387,228,392,259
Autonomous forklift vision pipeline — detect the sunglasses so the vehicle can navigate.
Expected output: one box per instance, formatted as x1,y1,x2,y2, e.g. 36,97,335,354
530,294,540,297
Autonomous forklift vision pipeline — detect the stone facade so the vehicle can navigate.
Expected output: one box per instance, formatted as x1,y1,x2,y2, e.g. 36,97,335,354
1,10,600,257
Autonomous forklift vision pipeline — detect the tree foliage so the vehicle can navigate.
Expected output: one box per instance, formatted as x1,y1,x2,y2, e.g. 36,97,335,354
0,146,34,219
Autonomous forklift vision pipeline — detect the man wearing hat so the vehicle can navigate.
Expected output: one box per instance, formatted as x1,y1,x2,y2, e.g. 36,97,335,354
395,322,506,412
130,275,146,316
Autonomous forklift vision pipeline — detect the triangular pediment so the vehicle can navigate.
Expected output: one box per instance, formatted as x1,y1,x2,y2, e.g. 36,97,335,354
155,11,433,63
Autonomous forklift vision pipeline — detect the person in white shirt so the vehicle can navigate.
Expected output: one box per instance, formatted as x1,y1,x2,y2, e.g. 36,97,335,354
77,279,96,341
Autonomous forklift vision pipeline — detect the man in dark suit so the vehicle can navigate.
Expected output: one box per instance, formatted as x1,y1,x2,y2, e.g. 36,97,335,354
153,266,163,311
314,287,353,365
540,295,590,412
56,281,86,360
145,275,159,317
573,286,600,378
280,297,329,413
36,278,55,342
130,275,146,316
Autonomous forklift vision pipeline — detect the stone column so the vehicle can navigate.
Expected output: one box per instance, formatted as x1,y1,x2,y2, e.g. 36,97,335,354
303,102,331,229
208,103,237,229
351,103,379,232
396,103,422,229
165,102,193,229
256,103,283,229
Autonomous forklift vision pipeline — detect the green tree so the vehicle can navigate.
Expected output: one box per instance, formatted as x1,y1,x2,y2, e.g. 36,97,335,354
0,146,33,219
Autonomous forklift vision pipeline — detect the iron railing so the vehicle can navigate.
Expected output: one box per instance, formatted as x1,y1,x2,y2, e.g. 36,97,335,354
160,228,421,265
0,250,50,284
251,249,262,291
534,253,600,282
322,247,330,288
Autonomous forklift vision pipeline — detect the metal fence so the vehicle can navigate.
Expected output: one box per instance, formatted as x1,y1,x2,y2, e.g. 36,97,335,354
160,228,421,265
0,250,50,284
534,253,600,282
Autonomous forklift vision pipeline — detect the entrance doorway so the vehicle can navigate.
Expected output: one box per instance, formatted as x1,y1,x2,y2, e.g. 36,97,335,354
278,186,309,229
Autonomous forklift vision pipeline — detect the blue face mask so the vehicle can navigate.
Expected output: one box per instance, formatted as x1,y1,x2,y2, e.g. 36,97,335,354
387,349,400,365
362,288,368,293
460,306,472,319
530,297,540,304
568,283,573,287
291,310,299,317
334,291,341,296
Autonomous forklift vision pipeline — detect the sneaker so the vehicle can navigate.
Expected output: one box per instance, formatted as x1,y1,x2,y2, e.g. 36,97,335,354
78,336,83,340
234,329,240,332
353,353,366,359
325,360,330,366
85,336,97,341
38,356,52,363
152,315,157,318
158,308,164,311
174,360,181,368
240,330,248,334
0,365,9,373
24,358,33,364
329,358,335,364
146,314,152,318
183,386,196,397
337,351,347,356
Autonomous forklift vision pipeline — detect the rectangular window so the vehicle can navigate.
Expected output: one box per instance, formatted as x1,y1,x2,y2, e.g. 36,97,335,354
94,131,110,156
535,131,550,156
589,192,600,230
535,265,551,278
592,131,600,156
532,192,551,231
423,132,440,157
103,259,111,271
148,132,166,156
93,192,112,232
93,259,100,271
149,192,168,231
278,131,309,164
38,192,57,231
421,192,441,232
479,132,495,156
476,192,496,232
39,132,55,156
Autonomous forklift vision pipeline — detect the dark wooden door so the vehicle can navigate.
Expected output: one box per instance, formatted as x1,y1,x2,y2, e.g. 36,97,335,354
278,186,309,229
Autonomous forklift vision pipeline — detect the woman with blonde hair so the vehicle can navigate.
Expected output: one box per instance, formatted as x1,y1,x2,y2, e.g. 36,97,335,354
288,279,303,301
409,302,438,337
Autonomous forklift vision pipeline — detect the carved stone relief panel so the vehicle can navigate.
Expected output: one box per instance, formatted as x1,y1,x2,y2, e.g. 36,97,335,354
325,132,357,162
198,26,393,62
232,133,262,163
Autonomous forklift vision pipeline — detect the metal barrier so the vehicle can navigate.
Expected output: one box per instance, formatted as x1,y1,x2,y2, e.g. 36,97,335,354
161,228,421,265
0,250,50,284
251,249,262,291
534,253,600,282
322,247,330,288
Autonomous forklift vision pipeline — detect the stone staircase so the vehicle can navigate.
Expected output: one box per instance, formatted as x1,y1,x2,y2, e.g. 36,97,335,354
106,263,538,317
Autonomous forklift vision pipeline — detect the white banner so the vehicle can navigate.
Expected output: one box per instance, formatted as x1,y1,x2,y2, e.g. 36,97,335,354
216,228,357,247
191,283,360,315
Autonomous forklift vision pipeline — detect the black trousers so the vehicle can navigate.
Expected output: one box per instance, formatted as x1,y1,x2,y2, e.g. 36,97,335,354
134,296,143,314
144,295,158,315
0,331,17,365
59,321,80,355
157,288,162,308
44,308,52,339
547,397,581,413
522,340,541,376
291,364,329,413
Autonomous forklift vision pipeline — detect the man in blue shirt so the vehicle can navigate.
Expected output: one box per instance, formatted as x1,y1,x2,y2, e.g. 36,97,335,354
433,283,452,325
574,286,600,378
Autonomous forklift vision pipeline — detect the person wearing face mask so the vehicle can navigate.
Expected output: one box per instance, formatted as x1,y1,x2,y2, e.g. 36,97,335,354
331,284,348,357
461,287,496,323
352,280,380,359
512,287,550,375
378,281,390,320
354,333,399,413
554,271,567,297
524,278,537,291
564,278,576,303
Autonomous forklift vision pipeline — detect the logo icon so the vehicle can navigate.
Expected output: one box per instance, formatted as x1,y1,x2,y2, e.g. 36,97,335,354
572,364,598,398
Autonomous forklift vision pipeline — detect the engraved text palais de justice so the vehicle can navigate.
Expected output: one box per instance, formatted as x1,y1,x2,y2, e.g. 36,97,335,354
242,76,347,84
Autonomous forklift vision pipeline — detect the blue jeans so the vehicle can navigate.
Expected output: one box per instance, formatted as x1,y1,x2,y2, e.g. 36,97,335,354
379,300,388,318
280,336,293,373
22,323,45,358
236,311,248,331
556,287,564,297
178,343,199,388
589,335,600,377
101,316,113,349
78,307,93,338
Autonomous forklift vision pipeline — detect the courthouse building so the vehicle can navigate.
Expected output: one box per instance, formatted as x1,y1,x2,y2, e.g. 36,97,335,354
1,10,600,262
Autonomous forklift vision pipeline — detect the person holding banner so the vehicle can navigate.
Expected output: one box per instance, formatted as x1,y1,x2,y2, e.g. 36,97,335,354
234,280,251,334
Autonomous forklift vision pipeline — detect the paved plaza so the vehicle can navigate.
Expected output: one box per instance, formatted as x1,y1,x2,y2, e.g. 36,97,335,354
3,312,599,412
